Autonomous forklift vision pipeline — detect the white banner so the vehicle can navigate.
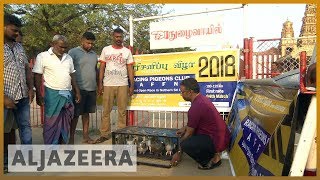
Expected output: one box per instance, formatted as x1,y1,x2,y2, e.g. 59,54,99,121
8,145,137,172
149,15,224,49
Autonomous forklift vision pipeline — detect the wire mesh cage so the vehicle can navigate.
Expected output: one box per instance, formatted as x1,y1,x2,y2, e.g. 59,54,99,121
251,36,316,79
112,126,180,168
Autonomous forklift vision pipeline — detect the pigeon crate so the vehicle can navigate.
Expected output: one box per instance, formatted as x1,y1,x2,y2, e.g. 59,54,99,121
112,126,180,168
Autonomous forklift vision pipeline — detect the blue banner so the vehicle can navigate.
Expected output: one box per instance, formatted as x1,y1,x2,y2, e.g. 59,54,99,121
227,81,298,176
133,74,236,108
133,74,195,94
240,117,271,161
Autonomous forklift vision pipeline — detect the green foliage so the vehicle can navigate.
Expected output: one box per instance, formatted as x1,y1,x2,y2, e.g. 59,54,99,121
4,5,14,14
5,4,193,58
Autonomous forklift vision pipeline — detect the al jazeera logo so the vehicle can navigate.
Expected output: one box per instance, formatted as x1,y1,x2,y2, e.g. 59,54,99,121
8,145,137,172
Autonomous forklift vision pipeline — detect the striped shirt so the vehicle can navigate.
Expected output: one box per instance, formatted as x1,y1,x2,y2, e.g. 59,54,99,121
4,42,29,101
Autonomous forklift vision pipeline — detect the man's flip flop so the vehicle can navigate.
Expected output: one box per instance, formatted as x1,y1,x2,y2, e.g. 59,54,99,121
198,160,222,170
82,139,95,144
95,136,109,144
170,160,180,167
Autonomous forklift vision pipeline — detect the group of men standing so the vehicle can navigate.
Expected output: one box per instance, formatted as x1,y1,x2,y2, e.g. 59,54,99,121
3,14,135,171
4,13,230,172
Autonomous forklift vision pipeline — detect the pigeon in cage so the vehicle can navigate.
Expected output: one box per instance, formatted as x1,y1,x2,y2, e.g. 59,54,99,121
148,136,156,153
146,136,152,153
136,135,143,145
150,137,165,156
137,140,148,154
126,135,136,145
164,137,174,156
115,134,126,144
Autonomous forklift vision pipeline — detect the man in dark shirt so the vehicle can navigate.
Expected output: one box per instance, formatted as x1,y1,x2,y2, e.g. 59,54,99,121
171,78,230,170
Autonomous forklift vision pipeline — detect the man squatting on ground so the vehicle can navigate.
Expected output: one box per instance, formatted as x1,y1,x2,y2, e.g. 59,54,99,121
171,78,231,170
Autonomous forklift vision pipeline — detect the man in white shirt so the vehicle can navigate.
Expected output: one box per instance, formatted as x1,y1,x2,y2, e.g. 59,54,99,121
33,35,81,144
95,27,135,143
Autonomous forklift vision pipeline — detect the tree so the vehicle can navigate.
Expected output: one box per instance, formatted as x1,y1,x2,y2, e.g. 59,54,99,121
5,4,194,58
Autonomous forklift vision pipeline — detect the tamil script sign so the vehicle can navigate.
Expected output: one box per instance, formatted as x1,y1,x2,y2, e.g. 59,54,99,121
149,15,224,49
227,82,299,176
129,50,239,112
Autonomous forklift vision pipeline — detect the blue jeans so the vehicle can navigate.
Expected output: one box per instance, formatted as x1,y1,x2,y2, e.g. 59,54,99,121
4,98,32,144
4,98,32,167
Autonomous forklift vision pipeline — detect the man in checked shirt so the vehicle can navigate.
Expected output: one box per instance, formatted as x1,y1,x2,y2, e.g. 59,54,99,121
4,14,34,143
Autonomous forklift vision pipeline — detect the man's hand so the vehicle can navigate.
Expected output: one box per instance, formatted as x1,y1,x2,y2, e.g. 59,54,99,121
4,96,17,109
36,95,45,106
28,89,35,104
170,151,182,167
176,127,186,137
98,62,105,96
75,91,81,103
128,86,134,96
98,83,103,96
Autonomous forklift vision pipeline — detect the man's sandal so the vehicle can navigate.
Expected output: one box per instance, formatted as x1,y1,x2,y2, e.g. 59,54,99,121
170,159,181,167
82,138,95,144
94,136,109,144
198,160,222,170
